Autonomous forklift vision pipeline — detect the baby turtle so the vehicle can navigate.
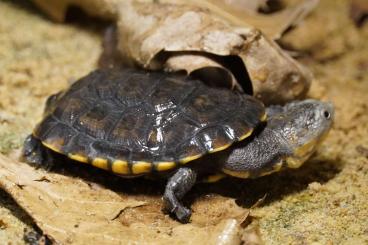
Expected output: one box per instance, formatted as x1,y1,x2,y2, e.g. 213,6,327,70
23,69,334,223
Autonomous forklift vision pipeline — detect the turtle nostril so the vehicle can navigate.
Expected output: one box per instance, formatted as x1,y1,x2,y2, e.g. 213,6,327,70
323,110,330,119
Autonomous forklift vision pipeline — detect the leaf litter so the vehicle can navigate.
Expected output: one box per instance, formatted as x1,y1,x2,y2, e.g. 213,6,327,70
110,0,313,104
32,0,317,104
0,150,259,244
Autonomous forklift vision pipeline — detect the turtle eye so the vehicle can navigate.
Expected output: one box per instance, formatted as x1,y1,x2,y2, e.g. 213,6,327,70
323,110,331,119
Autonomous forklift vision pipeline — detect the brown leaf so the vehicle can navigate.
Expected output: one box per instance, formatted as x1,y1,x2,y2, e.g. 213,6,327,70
31,0,318,40
0,154,147,243
31,0,315,104
159,0,319,40
0,153,253,244
113,0,312,104
216,0,269,14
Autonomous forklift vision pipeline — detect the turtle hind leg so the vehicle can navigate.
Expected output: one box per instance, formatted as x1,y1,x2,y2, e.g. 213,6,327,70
22,134,54,170
163,167,197,223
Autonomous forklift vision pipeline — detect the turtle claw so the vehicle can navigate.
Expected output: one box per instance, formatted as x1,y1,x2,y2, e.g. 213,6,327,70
162,200,191,223
175,206,191,223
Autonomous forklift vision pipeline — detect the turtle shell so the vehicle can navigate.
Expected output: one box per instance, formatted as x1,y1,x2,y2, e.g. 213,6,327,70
33,69,266,176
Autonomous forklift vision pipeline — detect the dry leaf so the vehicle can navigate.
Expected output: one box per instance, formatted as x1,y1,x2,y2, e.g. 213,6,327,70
113,0,312,104
0,153,146,243
0,153,253,244
31,0,318,40
158,0,319,40
31,0,315,104
215,0,269,14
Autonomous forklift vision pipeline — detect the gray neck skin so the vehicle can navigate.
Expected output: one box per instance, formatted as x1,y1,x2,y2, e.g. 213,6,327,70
222,127,292,174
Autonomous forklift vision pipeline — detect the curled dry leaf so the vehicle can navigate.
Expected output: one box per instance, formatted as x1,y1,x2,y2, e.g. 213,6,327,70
113,0,312,104
158,0,319,40
0,153,253,244
215,0,269,14
31,0,318,40
32,0,315,104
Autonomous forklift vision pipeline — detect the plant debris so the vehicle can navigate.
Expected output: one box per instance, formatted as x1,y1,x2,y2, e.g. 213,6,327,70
0,153,255,244
32,0,316,104
110,0,312,104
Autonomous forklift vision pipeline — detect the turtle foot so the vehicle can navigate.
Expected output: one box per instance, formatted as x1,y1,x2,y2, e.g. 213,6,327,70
22,135,54,171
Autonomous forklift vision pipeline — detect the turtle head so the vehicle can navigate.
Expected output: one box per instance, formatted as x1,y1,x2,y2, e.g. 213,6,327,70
267,99,334,169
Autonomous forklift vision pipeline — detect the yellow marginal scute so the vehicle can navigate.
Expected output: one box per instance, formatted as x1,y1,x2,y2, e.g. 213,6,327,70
209,143,232,153
112,160,129,174
222,168,250,178
156,161,176,172
92,158,109,170
238,128,254,141
179,154,203,164
132,161,152,174
68,153,88,163
41,141,64,154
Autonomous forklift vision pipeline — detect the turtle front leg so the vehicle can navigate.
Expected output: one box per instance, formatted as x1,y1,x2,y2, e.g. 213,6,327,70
22,134,54,170
163,167,197,223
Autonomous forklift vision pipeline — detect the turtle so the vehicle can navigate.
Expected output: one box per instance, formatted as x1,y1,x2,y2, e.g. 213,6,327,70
23,68,334,223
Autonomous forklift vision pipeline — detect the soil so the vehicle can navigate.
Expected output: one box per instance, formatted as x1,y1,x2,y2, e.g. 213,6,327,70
0,0,367,244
